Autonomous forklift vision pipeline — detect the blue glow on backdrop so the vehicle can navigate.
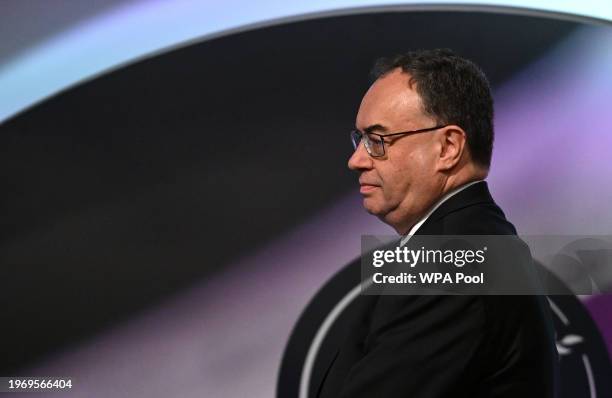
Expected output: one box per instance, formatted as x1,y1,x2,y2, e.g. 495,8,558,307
1,0,611,124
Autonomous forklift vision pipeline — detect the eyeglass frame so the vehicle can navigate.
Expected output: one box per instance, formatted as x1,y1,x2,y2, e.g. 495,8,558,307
350,124,448,157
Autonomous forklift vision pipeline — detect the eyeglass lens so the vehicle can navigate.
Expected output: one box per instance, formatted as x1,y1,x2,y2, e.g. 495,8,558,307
351,130,384,157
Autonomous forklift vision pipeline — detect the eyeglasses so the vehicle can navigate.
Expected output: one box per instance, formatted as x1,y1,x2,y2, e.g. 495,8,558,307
350,125,447,157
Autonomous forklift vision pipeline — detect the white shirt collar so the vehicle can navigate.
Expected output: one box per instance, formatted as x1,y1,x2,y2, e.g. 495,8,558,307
400,180,483,246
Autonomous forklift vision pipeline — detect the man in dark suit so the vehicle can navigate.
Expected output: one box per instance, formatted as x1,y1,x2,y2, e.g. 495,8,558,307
317,49,558,397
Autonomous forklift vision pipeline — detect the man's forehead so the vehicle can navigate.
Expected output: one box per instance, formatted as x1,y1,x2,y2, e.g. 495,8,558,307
356,69,424,130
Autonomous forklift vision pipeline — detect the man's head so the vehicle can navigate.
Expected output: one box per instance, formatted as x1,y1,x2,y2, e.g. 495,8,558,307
348,49,493,234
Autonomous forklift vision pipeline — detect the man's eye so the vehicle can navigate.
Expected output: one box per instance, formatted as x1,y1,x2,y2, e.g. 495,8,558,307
366,133,377,141
367,134,383,144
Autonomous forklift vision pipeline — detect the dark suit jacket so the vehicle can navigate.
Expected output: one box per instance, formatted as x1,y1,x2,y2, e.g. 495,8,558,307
317,181,559,398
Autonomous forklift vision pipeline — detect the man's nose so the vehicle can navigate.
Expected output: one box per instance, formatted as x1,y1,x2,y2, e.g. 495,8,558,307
348,141,373,171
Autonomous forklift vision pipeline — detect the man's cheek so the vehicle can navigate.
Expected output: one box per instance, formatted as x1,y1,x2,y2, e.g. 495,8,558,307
379,184,393,202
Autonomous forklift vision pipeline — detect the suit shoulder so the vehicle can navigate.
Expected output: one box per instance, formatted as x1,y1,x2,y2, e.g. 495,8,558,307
439,202,517,235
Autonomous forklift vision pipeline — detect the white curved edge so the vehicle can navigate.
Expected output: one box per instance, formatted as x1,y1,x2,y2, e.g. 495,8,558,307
299,278,372,398
582,354,597,398
548,297,570,326
1,0,612,125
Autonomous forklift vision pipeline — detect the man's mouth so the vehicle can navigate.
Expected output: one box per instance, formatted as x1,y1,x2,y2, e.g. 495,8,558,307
359,183,379,194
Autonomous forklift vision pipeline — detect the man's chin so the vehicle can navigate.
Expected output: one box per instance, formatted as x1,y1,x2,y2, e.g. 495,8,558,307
362,198,401,228
362,198,386,217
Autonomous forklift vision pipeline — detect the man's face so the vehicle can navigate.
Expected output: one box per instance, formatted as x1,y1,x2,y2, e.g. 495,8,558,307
348,68,443,233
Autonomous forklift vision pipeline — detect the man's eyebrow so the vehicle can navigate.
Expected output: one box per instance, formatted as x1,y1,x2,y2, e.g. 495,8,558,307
361,124,388,134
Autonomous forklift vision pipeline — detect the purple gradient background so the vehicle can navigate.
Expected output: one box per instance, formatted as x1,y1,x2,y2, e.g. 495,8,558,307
7,17,612,398
484,26,612,361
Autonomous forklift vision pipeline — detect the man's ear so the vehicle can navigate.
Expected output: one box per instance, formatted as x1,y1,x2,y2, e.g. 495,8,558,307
436,125,467,171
